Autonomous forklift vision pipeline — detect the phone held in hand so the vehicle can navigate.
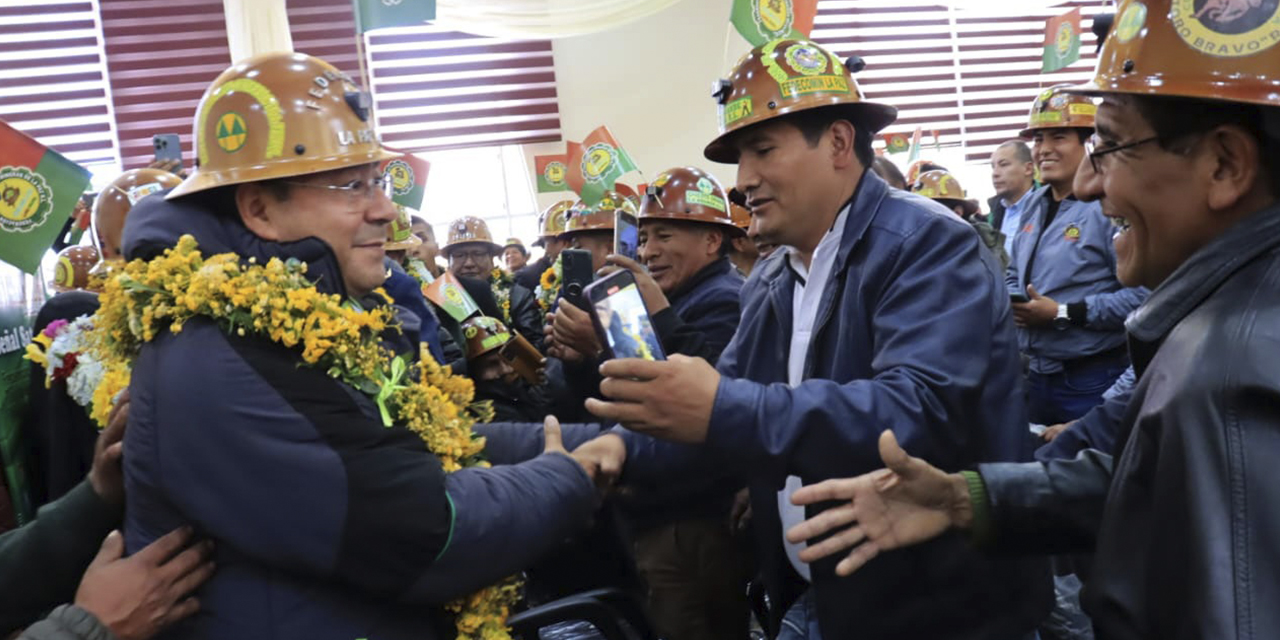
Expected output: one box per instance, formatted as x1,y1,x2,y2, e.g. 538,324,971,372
583,269,666,362
560,248,595,310
614,210,639,261
152,134,183,167
1009,292,1030,304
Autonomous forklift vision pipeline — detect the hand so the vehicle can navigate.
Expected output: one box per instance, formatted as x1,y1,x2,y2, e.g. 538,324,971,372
585,354,719,444
88,389,130,505
550,303,602,362
543,416,601,488
1041,421,1072,442
146,159,186,179
785,430,972,577
599,255,670,315
729,488,752,533
1011,284,1058,328
571,433,627,490
76,528,215,640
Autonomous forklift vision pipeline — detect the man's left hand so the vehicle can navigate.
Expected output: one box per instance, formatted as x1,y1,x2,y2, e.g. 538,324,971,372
1011,284,1058,328
585,354,719,444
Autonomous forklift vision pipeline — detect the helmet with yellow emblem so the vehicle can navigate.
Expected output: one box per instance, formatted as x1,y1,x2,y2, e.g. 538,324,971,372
910,170,980,217
167,52,400,199
1020,83,1098,138
461,315,513,360
705,38,897,163
533,200,573,247
563,192,635,236
443,216,501,257
92,168,184,261
640,167,743,235
52,245,101,293
384,205,422,251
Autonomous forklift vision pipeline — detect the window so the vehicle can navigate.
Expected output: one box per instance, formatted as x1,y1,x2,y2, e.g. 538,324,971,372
0,0,119,168
414,145,540,245
813,0,1107,163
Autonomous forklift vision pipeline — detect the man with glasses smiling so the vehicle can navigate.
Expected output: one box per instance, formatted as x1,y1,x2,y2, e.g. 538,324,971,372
783,1,1280,636
443,215,544,351
116,52,604,640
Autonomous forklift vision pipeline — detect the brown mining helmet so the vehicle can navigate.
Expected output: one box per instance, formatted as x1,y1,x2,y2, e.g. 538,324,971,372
53,245,100,293
639,166,742,235
92,168,183,261
443,216,501,256
910,170,980,217
705,38,897,163
1020,83,1097,138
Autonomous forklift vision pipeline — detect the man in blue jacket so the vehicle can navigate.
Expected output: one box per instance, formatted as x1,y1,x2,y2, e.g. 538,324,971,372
1007,85,1147,426
120,52,603,640
583,38,1049,640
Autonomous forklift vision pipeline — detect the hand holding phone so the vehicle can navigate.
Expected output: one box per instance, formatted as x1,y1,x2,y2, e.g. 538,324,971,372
560,249,595,310
614,211,639,261
584,269,666,362
152,134,183,168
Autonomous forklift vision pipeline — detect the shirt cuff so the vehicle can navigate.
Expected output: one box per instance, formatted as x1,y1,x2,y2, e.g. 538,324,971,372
961,470,994,546
1067,301,1087,327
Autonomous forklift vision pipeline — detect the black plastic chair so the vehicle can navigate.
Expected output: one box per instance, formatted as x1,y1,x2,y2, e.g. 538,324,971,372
508,587,653,640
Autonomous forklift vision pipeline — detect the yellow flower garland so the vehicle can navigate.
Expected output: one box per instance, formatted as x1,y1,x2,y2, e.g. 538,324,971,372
489,267,515,327
83,235,517,640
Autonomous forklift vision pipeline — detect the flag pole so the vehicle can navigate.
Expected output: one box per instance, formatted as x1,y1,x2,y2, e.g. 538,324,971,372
356,30,377,124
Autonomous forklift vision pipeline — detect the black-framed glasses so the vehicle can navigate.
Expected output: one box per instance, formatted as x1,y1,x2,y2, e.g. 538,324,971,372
1085,134,1161,174
283,175,393,204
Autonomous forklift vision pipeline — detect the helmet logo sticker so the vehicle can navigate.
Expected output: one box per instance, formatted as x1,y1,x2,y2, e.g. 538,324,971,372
1068,103,1098,116
126,182,165,205
1115,2,1148,43
465,326,478,339
216,113,248,153
543,161,567,189
0,166,51,232
1064,224,1081,242
386,159,415,196
722,97,754,127
785,43,829,76
1048,94,1069,109
747,0,795,43
1171,0,1280,57
686,177,727,212
762,40,850,99
1055,21,1076,56
198,78,285,166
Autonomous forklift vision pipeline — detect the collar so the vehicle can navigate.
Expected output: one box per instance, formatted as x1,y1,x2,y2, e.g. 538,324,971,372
778,168,884,282
1003,186,1037,209
667,256,734,303
787,200,851,283
1127,201,1280,343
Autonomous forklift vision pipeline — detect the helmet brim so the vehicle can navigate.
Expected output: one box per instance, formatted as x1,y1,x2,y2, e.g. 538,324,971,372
704,101,898,164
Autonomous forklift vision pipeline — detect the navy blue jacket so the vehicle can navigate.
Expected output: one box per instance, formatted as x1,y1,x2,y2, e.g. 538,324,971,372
651,256,744,364
1036,365,1135,462
619,172,1050,639
119,194,598,640
382,261,444,364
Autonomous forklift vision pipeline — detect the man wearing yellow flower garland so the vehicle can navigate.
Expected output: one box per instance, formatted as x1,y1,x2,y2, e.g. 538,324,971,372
114,52,602,640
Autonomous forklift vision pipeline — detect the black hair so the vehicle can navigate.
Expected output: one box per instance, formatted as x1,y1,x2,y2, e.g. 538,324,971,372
871,157,907,190
1124,94,1280,199
781,107,876,168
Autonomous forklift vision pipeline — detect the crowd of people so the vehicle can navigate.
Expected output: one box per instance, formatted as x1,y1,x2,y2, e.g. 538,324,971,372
3,0,1279,639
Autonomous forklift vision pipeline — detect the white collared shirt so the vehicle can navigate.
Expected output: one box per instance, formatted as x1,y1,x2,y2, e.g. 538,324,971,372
777,203,850,582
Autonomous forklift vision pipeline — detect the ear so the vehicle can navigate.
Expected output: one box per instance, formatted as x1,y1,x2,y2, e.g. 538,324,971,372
827,120,858,170
1203,124,1262,212
235,183,281,241
703,227,725,257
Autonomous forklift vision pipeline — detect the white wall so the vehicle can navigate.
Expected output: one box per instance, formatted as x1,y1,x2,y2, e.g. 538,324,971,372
523,0,751,215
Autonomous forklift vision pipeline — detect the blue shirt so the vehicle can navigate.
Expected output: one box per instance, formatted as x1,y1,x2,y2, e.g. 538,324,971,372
999,188,1036,260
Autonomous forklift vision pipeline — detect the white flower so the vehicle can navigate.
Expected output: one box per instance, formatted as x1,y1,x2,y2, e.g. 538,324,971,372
66,356,103,407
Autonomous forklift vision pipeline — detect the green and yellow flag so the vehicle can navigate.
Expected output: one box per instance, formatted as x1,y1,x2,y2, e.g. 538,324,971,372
353,0,436,34
424,272,480,322
380,153,430,210
1042,8,1082,73
730,0,819,46
568,126,638,208
535,153,571,193
0,121,92,275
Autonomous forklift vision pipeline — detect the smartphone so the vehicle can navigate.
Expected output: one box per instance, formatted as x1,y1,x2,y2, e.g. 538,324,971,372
499,333,545,384
614,210,639,261
560,248,595,310
584,269,666,362
1010,292,1030,304
152,134,183,167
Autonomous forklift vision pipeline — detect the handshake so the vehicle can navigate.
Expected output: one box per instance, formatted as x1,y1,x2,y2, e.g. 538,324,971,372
541,416,627,492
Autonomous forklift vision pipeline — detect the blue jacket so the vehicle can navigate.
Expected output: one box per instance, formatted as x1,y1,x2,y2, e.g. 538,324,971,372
620,172,1050,639
382,261,445,365
119,194,598,640
1036,365,1135,462
1006,188,1148,373
651,256,744,364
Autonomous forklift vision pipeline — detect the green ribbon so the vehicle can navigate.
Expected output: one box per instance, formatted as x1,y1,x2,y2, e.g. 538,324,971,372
374,355,409,427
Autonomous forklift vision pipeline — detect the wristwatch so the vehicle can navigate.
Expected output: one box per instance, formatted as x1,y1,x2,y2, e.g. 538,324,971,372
1053,303,1070,330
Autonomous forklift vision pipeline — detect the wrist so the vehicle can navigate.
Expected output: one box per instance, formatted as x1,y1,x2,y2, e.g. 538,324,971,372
947,472,975,530
1067,301,1087,326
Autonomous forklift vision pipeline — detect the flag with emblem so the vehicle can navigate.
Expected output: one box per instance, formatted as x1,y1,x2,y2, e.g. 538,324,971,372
568,126,637,208
379,153,430,210
730,0,819,46
1042,8,1081,73
424,271,480,322
352,0,436,34
535,153,571,193
882,133,909,154
906,126,923,162
0,121,92,274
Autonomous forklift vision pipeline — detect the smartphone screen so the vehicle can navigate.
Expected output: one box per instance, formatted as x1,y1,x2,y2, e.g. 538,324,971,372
614,211,639,261
586,270,665,361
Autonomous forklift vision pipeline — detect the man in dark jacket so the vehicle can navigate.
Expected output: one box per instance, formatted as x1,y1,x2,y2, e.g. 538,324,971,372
515,200,573,292
784,6,1280,637
442,216,545,352
584,38,1049,640
120,52,602,640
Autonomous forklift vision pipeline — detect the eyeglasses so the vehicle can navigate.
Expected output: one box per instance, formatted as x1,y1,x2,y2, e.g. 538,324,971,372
282,175,393,204
450,249,494,264
1084,134,1161,175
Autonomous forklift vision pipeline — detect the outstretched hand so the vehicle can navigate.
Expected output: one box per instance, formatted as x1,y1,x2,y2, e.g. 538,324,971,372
784,430,973,576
